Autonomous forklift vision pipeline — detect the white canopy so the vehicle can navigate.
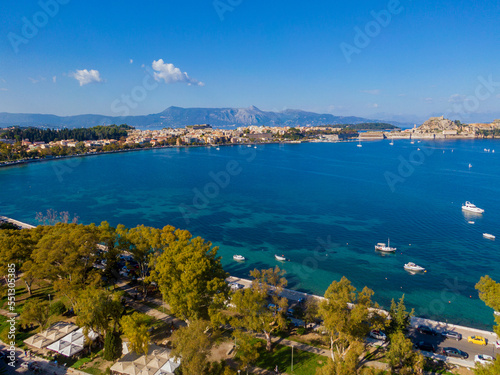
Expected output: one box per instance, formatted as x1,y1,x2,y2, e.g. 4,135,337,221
58,343,84,357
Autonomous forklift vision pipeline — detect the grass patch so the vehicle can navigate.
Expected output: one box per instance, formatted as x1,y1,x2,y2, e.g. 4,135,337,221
254,343,325,375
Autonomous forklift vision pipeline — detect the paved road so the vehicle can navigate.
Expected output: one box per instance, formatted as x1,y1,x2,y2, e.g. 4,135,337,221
409,326,498,366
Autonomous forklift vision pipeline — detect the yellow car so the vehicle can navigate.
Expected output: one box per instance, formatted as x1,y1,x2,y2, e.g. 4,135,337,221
468,336,487,345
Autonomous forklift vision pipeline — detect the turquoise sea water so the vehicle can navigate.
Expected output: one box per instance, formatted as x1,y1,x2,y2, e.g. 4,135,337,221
1,139,500,329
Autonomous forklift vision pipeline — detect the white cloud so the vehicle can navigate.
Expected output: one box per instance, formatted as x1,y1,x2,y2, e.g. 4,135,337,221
130,59,134,64
28,77,46,84
70,69,103,86
361,89,380,95
152,59,204,86
424,97,433,103
52,76,57,83
448,94,466,103
367,103,379,108
0,88,8,91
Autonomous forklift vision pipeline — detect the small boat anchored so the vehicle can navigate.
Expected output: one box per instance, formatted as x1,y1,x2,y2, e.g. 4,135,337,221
404,262,426,272
233,255,246,261
274,254,287,261
462,201,484,214
375,239,396,252
468,221,475,224
483,233,496,240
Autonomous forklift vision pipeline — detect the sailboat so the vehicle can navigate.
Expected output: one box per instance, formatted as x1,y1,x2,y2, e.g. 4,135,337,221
375,238,396,252
357,136,363,147
389,137,394,146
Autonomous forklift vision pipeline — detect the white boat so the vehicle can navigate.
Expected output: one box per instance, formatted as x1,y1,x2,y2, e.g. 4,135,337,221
275,254,287,261
233,255,246,261
468,221,475,224
462,201,484,214
357,137,362,147
483,233,496,240
410,140,414,144
468,163,472,168
404,262,426,272
216,147,220,150
375,239,396,252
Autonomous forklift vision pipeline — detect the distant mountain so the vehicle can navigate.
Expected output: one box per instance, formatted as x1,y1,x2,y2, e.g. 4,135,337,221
0,106,400,129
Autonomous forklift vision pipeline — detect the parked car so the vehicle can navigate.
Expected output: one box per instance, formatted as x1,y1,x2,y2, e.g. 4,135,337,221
468,336,487,346
441,330,462,341
441,347,468,359
417,325,438,335
474,354,495,365
414,341,437,353
369,330,387,341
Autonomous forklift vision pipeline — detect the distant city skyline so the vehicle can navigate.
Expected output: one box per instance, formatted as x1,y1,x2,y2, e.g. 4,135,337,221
1,0,499,123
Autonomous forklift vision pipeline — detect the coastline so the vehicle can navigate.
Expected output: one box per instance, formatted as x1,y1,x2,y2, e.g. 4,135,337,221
1,135,498,170
0,215,497,343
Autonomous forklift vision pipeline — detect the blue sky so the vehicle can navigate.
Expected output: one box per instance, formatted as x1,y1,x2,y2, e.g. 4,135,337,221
0,0,499,122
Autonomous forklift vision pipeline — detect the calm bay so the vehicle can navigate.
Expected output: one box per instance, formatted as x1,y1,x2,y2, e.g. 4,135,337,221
1,139,499,329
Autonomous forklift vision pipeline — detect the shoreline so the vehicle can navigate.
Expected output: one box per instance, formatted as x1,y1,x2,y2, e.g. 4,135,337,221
1,136,499,170
0,215,497,342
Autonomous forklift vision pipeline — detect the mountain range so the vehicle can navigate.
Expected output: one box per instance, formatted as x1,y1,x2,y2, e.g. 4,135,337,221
0,106,405,129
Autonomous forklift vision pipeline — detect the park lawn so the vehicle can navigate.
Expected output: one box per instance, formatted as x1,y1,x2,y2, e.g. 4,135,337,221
255,343,326,375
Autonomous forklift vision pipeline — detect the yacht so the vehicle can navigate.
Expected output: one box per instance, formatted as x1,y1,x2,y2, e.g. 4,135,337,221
483,233,496,240
375,239,396,252
275,254,287,261
462,201,484,214
233,255,246,261
357,137,363,147
404,262,426,272
468,221,475,224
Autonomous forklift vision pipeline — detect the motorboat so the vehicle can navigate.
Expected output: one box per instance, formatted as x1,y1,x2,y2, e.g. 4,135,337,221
468,221,475,224
275,254,287,261
404,262,426,272
375,239,396,252
462,201,484,214
233,255,246,261
483,233,496,240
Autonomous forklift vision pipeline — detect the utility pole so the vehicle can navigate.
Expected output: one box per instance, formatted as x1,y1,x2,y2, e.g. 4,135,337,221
291,344,294,373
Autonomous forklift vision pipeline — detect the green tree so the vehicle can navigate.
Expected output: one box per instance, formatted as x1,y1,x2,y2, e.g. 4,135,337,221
231,267,288,351
20,299,51,331
474,358,500,374
30,223,102,309
476,276,500,336
386,331,424,374
120,312,152,356
316,341,365,375
75,287,123,340
388,295,414,334
150,232,229,322
319,277,380,361
304,296,320,327
171,319,212,375
103,331,122,361
233,330,261,374
118,224,162,297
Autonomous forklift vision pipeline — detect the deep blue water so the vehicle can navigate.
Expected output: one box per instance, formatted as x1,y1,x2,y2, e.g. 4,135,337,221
1,139,499,329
